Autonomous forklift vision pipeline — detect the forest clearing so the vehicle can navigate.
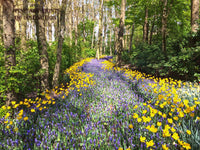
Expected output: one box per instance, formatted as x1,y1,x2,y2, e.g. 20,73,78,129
0,0,200,149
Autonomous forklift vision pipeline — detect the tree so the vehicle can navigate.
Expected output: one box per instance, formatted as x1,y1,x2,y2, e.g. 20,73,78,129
116,0,126,66
52,0,67,88
2,0,16,105
35,0,50,91
21,0,28,51
191,0,199,33
143,6,148,42
96,0,104,60
0,0,3,44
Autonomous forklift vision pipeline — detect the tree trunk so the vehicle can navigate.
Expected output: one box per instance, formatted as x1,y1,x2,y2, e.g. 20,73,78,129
82,0,86,42
109,8,112,56
96,0,103,60
103,7,107,54
116,0,126,67
74,0,78,46
0,0,3,44
35,0,49,91
21,0,28,51
161,0,168,55
191,0,199,33
3,0,16,106
48,1,52,42
52,0,67,88
91,0,95,49
143,7,149,42
149,15,155,45
129,23,134,52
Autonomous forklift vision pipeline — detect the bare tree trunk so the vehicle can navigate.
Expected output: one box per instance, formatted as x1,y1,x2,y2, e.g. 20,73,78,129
103,7,107,54
116,0,126,67
109,8,112,56
74,0,78,46
161,0,168,55
114,6,119,52
96,0,103,60
143,7,149,42
68,0,73,45
191,0,199,33
21,0,28,51
52,0,67,88
47,1,52,43
3,0,16,105
82,0,86,42
35,0,49,91
149,15,155,45
91,0,95,49
129,23,134,52
0,1,3,44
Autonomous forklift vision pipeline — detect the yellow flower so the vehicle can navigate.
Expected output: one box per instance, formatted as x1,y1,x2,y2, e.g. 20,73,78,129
7,106,11,110
4,120,8,124
182,142,191,150
173,116,179,121
186,130,191,135
140,136,146,143
146,140,154,148
1,105,6,110
118,147,123,150
157,122,162,127
133,113,139,119
133,105,138,109
137,118,142,122
6,125,9,129
190,113,195,117
171,127,176,132
129,124,133,129
31,109,35,113
167,118,173,124
11,101,16,105
126,147,131,150
9,121,13,125
172,133,179,140
162,114,167,118
24,117,28,121
14,127,18,132
142,110,147,114
162,144,169,150
178,111,184,118
39,107,43,111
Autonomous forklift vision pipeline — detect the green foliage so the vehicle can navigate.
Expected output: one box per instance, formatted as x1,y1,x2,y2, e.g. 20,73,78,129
82,48,96,58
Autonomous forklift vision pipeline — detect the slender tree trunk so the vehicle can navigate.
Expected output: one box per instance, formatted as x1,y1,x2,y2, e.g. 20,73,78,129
161,0,168,55
103,7,107,54
149,15,155,45
35,0,49,91
3,0,16,105
191,0,199,33
74,0,78,46
129,23,134,52
116,0,126,67
82,0,86,42
68,0,72,45
21,0,28,51
114,6,119,52
96,0,103,60
48,1,52,43
109,8,112,56
143,7,149,42
0,1,3,44
52,0,67,88
91,0,95,49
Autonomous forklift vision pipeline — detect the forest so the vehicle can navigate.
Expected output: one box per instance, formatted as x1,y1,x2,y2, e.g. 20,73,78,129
0,0,200,149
